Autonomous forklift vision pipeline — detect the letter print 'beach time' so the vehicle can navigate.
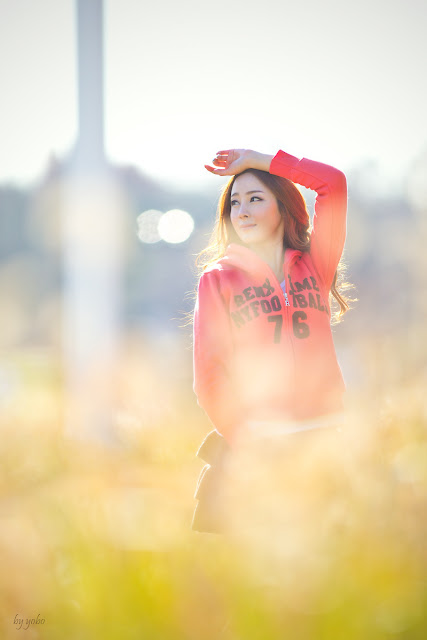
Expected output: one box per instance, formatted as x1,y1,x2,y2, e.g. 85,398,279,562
229,275,328,341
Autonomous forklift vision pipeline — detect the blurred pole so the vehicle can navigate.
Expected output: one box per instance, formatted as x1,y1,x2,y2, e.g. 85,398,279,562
61,0,123,443
75,0,105,170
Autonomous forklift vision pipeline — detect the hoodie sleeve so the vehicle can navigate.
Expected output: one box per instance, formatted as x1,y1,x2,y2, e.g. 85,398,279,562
269,150,347,291
193,270,240,446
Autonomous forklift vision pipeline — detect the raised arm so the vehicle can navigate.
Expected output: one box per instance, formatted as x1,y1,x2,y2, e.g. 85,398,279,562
205,148,347,291
269,150,347,291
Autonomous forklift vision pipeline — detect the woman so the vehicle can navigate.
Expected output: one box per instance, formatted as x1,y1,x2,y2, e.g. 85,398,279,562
191,147,350,534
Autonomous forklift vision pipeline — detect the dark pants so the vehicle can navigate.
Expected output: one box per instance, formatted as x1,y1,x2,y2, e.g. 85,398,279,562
191,430,231,534
191,424,344,534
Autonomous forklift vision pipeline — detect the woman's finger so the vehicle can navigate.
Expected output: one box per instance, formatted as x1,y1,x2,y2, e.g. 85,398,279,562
204,164,219,173
204,165,231,175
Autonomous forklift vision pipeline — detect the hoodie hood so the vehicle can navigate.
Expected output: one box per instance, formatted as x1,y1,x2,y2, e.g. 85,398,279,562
215,243,303,280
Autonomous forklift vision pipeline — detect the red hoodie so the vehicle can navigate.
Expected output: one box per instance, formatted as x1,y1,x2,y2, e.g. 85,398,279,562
193,150,347,447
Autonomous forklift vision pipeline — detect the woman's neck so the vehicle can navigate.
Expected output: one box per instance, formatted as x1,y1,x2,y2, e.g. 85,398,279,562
248,241,285,281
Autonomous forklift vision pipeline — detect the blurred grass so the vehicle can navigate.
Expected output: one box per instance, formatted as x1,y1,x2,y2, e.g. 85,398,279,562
0,336,426,639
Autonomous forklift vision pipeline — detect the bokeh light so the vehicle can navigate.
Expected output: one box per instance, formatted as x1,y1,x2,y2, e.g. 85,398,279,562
136,209,163,244
158,209,194,244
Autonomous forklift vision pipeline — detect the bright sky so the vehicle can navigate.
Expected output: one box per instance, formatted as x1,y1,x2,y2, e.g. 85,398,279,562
1,0,426,193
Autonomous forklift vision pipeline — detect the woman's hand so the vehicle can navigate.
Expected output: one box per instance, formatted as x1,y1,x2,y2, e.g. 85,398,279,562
204,149,252,176
204,149,274,176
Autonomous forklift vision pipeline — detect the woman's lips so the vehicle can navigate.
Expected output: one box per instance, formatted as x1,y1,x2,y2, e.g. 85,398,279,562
239,224,256,229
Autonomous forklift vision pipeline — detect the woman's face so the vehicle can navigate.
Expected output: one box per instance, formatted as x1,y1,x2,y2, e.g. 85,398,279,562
230,173,284,248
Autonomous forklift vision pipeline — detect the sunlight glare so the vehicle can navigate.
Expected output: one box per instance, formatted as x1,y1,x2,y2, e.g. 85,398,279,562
158,209,194,244
136,209,163,244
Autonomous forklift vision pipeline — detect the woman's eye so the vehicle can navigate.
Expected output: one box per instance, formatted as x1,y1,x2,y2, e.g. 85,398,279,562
231,197,261,206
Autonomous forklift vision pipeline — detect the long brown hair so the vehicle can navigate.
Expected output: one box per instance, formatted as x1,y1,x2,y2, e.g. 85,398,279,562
196,168,353,323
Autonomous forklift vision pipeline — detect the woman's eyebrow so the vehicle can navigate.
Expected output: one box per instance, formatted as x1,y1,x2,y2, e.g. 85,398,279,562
230,189,265,198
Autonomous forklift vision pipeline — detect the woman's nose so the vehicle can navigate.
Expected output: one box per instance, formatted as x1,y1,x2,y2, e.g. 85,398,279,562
238,205,249,217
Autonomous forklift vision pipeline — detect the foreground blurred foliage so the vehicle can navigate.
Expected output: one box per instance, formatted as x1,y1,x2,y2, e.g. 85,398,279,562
0,344,426,640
